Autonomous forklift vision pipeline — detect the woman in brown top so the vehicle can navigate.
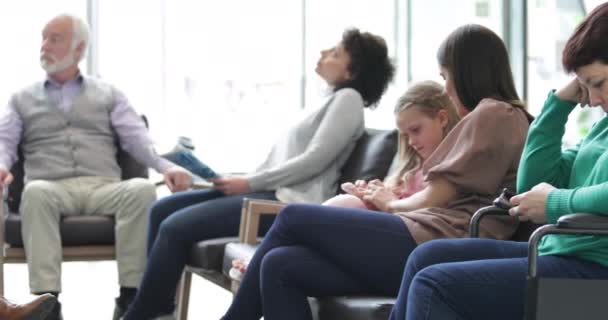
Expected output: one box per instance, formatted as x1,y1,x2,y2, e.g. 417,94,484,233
221,24,532,320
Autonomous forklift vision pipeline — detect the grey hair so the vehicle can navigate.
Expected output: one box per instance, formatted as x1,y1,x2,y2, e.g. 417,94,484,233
59,14,90,62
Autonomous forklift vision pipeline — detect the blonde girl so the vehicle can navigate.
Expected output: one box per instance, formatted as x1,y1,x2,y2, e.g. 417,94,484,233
324,80,460,211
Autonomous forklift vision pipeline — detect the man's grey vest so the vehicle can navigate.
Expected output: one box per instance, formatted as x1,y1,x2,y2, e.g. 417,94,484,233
12,77,121,181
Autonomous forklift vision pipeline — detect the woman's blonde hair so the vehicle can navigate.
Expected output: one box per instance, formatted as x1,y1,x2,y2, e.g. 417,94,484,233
386,80,460,187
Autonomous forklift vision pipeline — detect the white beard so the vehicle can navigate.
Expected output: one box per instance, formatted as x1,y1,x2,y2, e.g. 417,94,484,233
40,50,76,74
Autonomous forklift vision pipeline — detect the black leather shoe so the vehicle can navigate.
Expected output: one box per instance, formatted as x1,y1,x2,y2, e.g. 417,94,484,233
46,300,63,320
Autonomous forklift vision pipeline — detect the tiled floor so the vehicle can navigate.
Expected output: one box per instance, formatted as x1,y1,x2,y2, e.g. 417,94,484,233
5,261,233,319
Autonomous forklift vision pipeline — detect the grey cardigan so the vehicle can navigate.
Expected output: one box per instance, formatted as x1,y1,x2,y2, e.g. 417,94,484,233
246,88,365,204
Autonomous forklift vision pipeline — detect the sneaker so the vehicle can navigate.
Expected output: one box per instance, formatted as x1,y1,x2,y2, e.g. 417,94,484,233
229,259,248,281
46,300,63,320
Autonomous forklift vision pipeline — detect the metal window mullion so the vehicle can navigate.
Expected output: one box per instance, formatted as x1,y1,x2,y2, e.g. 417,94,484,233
300,0,307,109
406,0,412,82
86,0,99,77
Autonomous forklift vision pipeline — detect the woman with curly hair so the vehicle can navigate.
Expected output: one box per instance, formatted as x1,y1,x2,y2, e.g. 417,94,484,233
120,28,395,320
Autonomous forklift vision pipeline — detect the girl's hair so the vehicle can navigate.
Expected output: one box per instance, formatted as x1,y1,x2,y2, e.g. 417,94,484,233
336,28,395,108
437,24,530,119
386,81,460,186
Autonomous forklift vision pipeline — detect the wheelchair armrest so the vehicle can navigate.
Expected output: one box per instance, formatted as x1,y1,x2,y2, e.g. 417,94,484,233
528,213,608,278
469,205,509,238
239,198,287,245
556,213,608,230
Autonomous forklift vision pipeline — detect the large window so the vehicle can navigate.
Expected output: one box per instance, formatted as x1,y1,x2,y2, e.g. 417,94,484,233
158,1,304,172
526,0,584,115
6,0,603,170
98,0,165,128
97,0,405,172
409,0,504,83
526,0,603,145
0,2,86,104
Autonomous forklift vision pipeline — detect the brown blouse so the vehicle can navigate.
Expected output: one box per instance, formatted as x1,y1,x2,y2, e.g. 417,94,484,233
396,98,530,244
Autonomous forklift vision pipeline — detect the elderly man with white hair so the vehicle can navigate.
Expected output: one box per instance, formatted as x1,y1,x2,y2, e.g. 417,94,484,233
0,14,192,320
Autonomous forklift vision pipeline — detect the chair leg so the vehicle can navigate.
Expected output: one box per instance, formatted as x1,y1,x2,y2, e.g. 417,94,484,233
231,280,240,295
176,270,192,320
1,188,5,296
0,255,4,296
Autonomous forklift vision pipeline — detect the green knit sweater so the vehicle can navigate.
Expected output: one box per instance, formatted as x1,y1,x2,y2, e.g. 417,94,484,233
517,91,608,267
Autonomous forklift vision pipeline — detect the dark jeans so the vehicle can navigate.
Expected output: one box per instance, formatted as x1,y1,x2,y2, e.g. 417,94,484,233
388,238,608,320
222,204,418,320
124,189,277,320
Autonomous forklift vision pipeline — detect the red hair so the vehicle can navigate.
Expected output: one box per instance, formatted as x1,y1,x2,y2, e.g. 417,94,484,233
563,3,608,72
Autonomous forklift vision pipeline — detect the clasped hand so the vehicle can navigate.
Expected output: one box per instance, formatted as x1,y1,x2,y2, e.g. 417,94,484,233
343,179,398,212
508,182,556,224
209,176,251,195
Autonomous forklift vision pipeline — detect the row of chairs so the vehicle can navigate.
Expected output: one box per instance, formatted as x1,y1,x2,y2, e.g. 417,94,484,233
2,127,607,319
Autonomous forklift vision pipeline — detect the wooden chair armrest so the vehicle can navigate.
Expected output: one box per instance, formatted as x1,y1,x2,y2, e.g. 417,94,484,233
239,198,287,244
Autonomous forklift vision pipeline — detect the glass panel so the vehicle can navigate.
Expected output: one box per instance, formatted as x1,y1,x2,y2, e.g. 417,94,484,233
161,0,303,172
409,0,504,83
526,0,601,146
583,0,605,12
0,1,86,104
97,0,165,138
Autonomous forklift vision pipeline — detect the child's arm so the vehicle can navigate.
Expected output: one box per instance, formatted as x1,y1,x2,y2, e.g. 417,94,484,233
368,175,458,213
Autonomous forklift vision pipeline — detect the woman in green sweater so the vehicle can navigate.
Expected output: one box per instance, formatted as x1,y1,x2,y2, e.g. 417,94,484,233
388,3,608,320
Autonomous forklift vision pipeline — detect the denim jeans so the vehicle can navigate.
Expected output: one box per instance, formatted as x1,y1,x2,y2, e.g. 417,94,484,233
123,189,277,320
388,238,608,320
222,204,418,320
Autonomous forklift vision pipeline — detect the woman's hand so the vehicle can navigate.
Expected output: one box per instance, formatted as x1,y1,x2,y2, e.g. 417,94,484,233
508,182,556,223
211,176,251,195
556,78,589,106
